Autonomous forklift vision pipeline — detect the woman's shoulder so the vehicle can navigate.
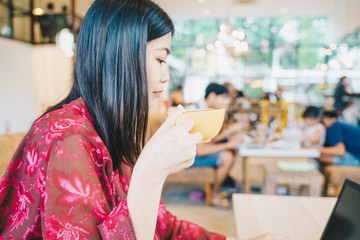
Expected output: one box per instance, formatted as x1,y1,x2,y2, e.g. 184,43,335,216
28,98,98,146
36,98,90,123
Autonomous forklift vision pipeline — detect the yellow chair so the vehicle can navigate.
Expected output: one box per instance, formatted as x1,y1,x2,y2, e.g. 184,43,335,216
260,100,288,131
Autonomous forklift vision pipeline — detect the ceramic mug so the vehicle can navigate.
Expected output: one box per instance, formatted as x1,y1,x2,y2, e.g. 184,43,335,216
176,108,225,143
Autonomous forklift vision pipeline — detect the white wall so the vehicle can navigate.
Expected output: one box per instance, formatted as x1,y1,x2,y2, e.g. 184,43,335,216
0,37,72,134
327,0,360,42
0,38,37,134
32,45,72,112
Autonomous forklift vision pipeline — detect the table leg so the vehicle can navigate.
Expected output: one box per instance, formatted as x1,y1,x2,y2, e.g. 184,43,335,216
242,157,251,193
310,174,324,197
263,173,276,195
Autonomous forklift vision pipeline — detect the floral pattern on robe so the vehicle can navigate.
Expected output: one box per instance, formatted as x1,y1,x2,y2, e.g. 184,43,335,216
0,98,225,240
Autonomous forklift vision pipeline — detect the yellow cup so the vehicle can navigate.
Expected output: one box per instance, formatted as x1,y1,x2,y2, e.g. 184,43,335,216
176,108,225,143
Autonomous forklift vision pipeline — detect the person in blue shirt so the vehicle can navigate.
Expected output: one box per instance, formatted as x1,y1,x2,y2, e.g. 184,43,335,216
318,110,360,166
193,84,244,208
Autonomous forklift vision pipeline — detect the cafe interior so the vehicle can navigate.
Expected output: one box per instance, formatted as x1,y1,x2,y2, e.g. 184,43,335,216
1,0,360,239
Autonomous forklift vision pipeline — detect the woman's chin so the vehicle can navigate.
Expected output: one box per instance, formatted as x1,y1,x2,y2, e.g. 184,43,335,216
149,94,161,108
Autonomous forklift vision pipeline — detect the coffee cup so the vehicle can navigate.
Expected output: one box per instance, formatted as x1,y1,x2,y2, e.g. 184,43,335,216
176,108,225,143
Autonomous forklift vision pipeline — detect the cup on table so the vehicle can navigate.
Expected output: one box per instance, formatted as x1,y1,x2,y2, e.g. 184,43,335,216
176,108,225,143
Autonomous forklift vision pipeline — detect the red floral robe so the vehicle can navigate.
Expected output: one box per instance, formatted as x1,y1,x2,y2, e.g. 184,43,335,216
0,98,225,240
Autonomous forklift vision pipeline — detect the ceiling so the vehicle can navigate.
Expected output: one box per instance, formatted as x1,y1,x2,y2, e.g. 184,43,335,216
75,0,360,41
76,0,338,19
154,0,336,19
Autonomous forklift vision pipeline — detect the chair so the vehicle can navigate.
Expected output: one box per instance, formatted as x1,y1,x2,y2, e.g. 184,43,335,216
324,165,360,196
0,132,26,177
260,100,288,131
165,168,215,206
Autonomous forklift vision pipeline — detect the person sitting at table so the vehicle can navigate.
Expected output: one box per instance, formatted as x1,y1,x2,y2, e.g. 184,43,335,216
301,106,326,148
333,76,354,115
0,1,289,239
318,110,360,166
194,83,243,208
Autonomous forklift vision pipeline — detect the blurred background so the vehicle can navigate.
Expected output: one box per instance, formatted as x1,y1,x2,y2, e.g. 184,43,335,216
1,0,360,133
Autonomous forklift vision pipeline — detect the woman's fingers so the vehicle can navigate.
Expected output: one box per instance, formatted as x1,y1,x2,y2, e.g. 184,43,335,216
190,132,203,144
168,157,196,175
158,105,184,132
176,117,195,132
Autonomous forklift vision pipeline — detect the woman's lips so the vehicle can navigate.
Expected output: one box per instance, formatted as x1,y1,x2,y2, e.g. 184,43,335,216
153,90,164,94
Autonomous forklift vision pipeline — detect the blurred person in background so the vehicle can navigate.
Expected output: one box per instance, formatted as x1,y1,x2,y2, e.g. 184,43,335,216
302,106,326,148
222,82,238,99
318,111,360,166
333,76,353,114
171,85,185,106
227,90,252,122
301,106,326,169
274,87,283,101
223,83,251,136
193,83,244,208
333,76,360,125
234,91,251,110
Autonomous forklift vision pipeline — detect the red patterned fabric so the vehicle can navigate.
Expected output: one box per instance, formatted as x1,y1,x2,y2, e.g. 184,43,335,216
0,99,225,240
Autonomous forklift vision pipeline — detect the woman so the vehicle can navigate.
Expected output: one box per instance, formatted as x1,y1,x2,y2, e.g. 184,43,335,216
0,0,286,239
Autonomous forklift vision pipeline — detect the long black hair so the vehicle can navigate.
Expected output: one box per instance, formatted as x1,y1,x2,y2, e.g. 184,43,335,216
41,0,174,170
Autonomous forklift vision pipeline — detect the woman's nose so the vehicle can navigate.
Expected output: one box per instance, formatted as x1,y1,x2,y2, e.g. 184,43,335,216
160,78,168,84
160,65,170,83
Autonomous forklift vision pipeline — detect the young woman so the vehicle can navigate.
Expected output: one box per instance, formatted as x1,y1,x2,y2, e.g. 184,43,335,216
0,0,286,239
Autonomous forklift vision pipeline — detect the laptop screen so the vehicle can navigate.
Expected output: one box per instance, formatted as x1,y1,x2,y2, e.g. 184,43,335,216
321,179,360,240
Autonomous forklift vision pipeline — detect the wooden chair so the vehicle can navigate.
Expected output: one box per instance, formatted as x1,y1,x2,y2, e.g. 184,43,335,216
165,168,215,206
324,165,360,196
0,132,26,177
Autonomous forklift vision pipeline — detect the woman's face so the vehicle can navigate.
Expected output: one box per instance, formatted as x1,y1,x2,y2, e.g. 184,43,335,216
146,32,172,104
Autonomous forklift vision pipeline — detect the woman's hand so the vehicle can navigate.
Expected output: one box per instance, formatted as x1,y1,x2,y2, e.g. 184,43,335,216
128,105,202,240
136,105,203,182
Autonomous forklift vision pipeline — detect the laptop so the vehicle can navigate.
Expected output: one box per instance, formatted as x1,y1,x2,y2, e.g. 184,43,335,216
320,179,360,240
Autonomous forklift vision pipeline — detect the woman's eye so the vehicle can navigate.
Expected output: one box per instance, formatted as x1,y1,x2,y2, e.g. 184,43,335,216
157,59,167,64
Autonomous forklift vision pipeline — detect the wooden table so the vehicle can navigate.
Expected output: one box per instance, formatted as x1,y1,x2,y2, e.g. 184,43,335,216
263,163,324,196
237,146,320,193
233,194,337,240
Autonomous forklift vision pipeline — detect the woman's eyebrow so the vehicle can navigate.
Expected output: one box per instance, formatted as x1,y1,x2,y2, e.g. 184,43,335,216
156,47,170,56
